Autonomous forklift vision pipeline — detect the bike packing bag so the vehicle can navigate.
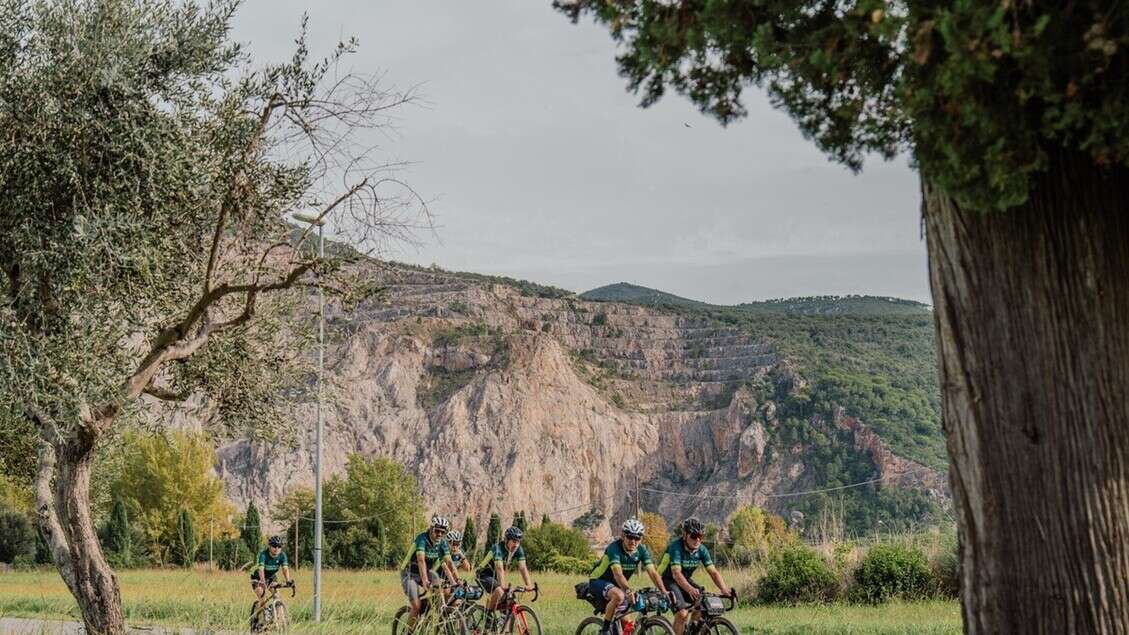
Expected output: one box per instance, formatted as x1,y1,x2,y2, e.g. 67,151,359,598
574,581,590,600
703,595,725,616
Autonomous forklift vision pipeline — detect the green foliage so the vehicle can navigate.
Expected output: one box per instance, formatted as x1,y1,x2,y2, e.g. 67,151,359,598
277,455,423,568
513,511,528,532
541,514,551,526
0,472,32,512
390,261,573,299
326,522,386,569
112,431,235,563
463,517,478,556
591,312,608,326
486,513,502,547
522,522,593,572
555,1,1129,210
0,508,36,564
851,544,933,604
931,549,960,600
215,537,254,572
105,498,133,566
242,503,262,557
417,368,477,410
173,509,197,567
571,508,605,532
720,506,794,566
757,545,838,604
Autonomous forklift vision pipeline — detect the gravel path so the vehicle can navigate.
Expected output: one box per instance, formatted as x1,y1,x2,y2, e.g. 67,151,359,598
0,617,235,634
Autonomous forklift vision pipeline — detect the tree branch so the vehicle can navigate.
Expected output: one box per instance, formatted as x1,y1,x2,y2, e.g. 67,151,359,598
142,382,192,402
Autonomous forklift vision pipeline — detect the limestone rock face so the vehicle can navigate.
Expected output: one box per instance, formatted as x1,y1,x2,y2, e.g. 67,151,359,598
210,267,947,534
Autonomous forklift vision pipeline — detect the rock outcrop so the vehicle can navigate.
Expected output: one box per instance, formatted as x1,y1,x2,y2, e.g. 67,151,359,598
211,266,948,535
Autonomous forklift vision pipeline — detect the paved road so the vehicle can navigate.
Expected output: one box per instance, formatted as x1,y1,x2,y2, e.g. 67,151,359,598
0,617,235,634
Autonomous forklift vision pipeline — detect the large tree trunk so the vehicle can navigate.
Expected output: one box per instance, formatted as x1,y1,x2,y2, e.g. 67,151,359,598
35,427,124,635
924,152,1129,633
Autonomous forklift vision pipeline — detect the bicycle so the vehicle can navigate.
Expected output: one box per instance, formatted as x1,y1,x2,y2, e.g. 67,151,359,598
448,583,487,635
392,579,468,635
682,591,738,635
249,580,295,633
574,586,675,635
478,584,541,635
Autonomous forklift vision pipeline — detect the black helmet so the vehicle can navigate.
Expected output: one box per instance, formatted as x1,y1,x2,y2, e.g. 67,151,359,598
504,526,523,541
268,535,283,548
682,517,705,535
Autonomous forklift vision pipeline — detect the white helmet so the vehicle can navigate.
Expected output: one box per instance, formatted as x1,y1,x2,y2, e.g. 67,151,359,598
447,530,463,543
431,515,451,531
622,518,645,538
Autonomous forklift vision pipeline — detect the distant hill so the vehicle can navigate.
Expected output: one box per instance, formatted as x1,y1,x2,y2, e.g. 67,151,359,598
582,282,930,316
580,282,707,308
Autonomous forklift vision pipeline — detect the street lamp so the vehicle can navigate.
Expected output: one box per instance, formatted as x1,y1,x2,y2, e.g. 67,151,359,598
292,213,325,622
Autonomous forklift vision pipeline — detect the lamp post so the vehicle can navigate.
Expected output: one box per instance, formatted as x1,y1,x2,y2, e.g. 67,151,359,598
292,213,325,622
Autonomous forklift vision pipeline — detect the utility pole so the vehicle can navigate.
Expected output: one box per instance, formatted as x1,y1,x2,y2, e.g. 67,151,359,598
294,514,299,568
635,473,641,518
209,518,214,569
294,213,326,621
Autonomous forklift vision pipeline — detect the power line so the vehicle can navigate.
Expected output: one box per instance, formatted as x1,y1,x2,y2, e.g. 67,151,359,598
638,465,936,502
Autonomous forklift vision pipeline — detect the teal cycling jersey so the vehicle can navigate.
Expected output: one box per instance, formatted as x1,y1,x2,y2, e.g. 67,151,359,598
399,531,451,576
476,541,526,574
656,538,715,580
255,549,289,577
589,540,653,583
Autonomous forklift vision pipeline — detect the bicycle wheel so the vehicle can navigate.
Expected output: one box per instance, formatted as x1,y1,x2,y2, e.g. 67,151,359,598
505,605,542,635
440,607,468,635
270,601,289,633
702,617,738,635
638,617,675,635
462,604,489,635
392,605,414,635
574,616,607,635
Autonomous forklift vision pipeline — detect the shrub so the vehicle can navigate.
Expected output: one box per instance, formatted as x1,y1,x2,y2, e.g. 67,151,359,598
756,545,837,604
0,509,36,564
242,503,262,555
572,508,604,532
216,537,254,571
639,512,669,559
931,549,960,599
523,522,593,571
852,543,933,603
326,524,385,569
173,509,197,567
544,553,591,575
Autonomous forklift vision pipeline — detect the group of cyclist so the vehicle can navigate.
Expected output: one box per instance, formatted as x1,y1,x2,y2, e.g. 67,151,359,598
249,511,732,635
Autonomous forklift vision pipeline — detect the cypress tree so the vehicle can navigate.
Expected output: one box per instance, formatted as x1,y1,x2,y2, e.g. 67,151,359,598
462,517,478,555
541,513,550,527
486,513,501,547
174,509,197,567
106,498,131,563
513,511,528,532
242,502,262,555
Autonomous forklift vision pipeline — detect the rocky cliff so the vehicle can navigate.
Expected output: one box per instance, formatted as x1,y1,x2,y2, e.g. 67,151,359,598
213,266,948,536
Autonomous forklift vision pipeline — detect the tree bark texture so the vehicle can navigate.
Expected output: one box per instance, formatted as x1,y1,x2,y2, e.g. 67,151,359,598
924,153,1129,634
35,427,124,635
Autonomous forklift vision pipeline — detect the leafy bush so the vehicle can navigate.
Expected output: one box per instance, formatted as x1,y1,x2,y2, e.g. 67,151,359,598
931,549,959,599
0,508,36,564
756,545,837,604
572,508,604,532
326,524,385,569
852,544,933,603
215,537,254,571
522,522,592,572
639,512,668,559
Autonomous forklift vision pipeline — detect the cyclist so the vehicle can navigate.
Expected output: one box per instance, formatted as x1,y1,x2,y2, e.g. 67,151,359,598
476,526,534,611
657,517,732,635
444,530,473,579
251,536,293,616
400,515,461,625
587,518,669,635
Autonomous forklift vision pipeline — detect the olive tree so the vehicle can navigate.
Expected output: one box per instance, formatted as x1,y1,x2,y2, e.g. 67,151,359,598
0,1,423,632
555,1,1129,631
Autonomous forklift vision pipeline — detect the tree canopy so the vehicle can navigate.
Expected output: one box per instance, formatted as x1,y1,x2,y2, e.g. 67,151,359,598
554,1,1129,210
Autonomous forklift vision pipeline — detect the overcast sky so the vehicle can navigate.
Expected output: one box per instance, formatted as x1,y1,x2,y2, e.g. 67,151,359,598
232,0,931,304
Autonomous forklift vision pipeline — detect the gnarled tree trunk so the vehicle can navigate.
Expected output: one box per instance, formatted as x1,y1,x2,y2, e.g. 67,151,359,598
924,153,1129,633
36,426,124,635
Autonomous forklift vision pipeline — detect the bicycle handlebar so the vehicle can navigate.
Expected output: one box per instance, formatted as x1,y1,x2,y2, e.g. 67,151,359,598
507,582,539,603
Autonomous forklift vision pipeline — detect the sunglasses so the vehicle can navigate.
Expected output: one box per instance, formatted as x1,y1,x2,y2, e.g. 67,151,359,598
450,541,462,546
688,533,704,540
624,533,643,541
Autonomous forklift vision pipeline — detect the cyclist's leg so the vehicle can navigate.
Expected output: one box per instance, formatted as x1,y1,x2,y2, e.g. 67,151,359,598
402,569,424,618
590,579,621,625
668,584,691,635
477,572,500,610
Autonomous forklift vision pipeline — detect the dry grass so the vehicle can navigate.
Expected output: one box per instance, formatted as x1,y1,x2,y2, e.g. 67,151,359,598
0,567,959,634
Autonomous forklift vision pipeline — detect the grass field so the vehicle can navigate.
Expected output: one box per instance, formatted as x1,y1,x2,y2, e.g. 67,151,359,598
0,568,960,634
